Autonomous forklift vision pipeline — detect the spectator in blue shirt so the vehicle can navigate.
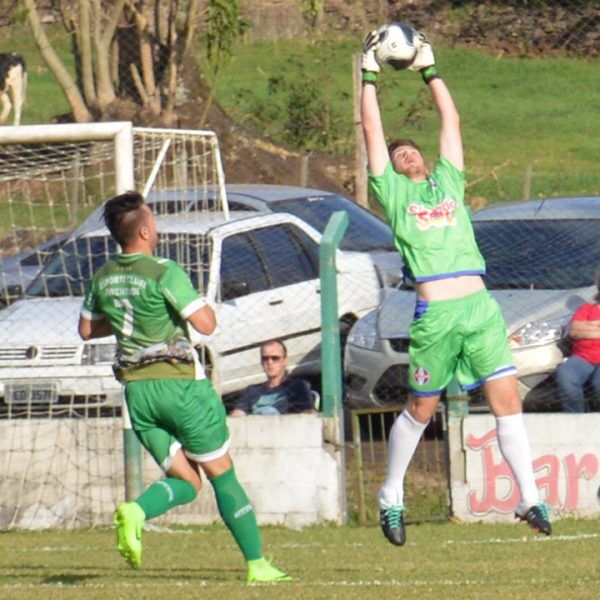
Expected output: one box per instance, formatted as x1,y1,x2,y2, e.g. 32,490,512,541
230,339,315,416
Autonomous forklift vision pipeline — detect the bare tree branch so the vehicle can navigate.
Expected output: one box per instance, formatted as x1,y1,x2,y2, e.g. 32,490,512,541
26,0,200,123
79,0,97,108
139,0,160,113
130,63,149,105
182,0,198,58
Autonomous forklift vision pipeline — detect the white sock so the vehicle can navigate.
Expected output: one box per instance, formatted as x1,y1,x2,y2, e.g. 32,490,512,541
378,410,428,509
495,413,539,512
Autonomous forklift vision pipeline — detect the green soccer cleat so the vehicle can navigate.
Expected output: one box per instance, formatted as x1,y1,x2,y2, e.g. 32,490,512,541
247,557,292,583
114,501,145,568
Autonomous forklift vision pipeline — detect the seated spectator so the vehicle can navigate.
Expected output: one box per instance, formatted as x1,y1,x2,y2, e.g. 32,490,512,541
555,275,600,412
230,339,315,416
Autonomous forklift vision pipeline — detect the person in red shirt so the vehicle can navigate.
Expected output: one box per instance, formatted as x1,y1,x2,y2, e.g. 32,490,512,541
556,275,600,412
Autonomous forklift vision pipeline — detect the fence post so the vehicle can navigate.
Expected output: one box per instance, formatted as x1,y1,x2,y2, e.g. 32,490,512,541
446,377,468,418
320,210,349,523
445,377,468,517
353,53,368,208
123,402,143,500
114,122,143,502
320,210,348,417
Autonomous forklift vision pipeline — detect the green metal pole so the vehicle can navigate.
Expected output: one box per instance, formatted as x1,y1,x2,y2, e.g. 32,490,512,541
122,400,143,501
444,376,468,518
319,210,349,417
446,377,468,418
116,125,143,502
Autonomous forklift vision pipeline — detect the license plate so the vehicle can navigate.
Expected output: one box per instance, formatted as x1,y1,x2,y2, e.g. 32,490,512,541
5,383,58,404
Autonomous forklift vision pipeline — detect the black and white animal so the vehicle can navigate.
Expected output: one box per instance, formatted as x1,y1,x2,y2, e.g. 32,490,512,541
0,53,27,126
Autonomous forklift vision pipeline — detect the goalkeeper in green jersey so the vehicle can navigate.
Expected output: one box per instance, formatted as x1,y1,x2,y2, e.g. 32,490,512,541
360,27,551,545
79,191,290,583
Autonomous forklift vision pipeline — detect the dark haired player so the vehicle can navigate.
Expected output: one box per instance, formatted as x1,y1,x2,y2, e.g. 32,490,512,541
79,191,290,582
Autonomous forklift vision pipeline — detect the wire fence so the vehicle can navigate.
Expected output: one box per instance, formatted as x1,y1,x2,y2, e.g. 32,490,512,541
0,1,598,529
347,405,450,525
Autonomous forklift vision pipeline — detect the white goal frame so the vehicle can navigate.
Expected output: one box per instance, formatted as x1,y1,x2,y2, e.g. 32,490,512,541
0,121,228,527
0,121,135,193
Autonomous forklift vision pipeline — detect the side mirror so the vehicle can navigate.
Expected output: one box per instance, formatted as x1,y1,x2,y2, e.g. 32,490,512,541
222,280,249,301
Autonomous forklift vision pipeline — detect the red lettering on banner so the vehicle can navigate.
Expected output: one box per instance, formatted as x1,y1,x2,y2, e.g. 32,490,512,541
564,454,599,510
465,429,598,515
531,455,560,508
466,429,518,514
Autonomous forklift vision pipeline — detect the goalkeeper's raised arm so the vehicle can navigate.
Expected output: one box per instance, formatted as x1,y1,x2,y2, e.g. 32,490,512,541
411,31,464,172
360,27,463,179
360,29,389,177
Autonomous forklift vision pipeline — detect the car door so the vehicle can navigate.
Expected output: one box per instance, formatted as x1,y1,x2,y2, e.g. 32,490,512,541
250,223,322,373
209,227,286,393
211,222,320,393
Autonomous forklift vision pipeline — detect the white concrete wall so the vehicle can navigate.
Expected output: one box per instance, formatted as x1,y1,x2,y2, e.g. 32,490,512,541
449,414,600,522
0,414,344,529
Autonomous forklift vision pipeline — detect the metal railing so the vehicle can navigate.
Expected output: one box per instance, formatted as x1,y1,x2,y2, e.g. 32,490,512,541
348,404,450,526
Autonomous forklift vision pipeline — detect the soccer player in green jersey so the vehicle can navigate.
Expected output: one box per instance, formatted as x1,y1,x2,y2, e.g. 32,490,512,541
78,191,290,583
360,28,551,544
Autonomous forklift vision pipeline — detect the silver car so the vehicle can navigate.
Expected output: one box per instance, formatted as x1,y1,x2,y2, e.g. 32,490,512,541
77,184,403,288
0,233,70,307
344,196,600,411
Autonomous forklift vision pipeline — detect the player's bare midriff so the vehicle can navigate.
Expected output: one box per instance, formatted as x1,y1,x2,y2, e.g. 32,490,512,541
416,274,485,301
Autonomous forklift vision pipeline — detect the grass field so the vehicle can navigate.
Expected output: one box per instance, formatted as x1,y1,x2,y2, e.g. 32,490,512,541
1,519,599,599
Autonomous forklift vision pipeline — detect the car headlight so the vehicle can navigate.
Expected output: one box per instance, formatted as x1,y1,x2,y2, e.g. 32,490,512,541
81,343,117,365
348,310,383,352
509,315,569,349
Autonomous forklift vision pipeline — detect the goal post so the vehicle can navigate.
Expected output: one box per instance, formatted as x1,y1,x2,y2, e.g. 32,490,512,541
0,121,135,193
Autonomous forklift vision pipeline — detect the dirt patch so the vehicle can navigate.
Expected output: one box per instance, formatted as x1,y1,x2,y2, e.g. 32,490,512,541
176,58,354,196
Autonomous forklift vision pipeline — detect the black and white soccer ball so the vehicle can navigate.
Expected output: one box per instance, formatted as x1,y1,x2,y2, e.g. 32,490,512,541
374,22,418,70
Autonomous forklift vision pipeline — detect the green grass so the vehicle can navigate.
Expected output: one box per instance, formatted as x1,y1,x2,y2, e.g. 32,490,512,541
214,36,600,202
0,25,73,124
1,520,599,598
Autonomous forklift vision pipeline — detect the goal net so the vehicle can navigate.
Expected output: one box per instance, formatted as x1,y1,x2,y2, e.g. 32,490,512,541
0,123,226,529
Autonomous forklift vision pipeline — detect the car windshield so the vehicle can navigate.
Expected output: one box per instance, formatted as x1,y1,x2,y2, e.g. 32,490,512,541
269,195,395,252
26,234,210,298
474,219,600,290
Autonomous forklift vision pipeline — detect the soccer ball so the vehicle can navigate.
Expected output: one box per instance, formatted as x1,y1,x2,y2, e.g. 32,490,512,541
374,22,418,70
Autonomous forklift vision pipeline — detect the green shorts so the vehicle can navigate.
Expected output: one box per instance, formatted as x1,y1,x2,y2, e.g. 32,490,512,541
408,288,516,396
125,378,230,472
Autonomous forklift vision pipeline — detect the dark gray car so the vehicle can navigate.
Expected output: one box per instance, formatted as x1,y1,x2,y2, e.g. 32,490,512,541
344,196,600,412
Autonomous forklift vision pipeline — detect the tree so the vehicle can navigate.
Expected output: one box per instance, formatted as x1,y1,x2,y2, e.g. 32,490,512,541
23,0,199,124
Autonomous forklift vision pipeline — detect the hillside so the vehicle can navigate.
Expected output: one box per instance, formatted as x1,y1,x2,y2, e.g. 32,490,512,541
179,0,599,197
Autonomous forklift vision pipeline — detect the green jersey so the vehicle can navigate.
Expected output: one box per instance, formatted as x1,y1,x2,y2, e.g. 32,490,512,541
369,157,485,282
81,253,207,382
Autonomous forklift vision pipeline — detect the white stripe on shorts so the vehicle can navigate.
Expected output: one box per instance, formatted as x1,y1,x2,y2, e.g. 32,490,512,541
184,436,231,464
160,440,183,473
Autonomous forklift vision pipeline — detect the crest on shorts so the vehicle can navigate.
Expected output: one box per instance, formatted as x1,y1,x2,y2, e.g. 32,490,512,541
413,366,430,386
